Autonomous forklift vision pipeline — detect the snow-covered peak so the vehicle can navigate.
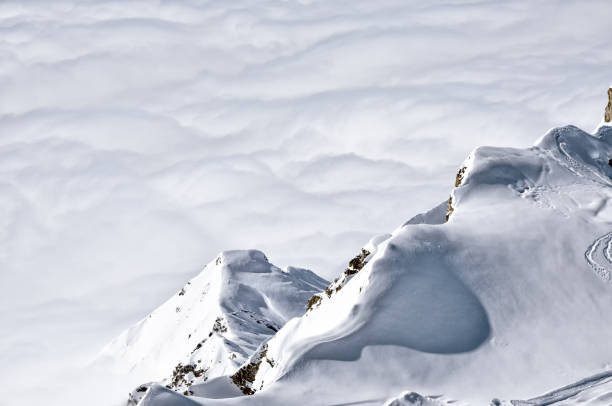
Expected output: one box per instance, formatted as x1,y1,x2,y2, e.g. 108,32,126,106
228,123,612,405
100,249,327,398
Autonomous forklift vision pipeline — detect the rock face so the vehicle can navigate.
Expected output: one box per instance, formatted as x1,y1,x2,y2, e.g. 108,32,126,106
606,88,612,123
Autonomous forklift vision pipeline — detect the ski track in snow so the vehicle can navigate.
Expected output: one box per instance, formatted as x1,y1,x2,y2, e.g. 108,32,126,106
558,142,612,188
531,134,612,279
585,232,612,284
512,370,612,405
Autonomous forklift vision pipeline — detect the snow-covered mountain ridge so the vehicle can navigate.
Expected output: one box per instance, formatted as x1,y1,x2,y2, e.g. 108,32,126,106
235,122,612,405
113,91,612,406
101,250,327,402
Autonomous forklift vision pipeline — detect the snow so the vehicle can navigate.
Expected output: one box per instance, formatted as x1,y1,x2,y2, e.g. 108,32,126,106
511,371,612,406
137,384,200,406
191,376,243,399
101,250,327,395
402,200,447,226
383,392,463,406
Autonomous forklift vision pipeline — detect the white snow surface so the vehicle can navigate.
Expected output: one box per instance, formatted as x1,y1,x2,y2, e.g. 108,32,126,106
141,124,612,405
137,384,201,406
510,370,612,406
102,250,327,393
383,392,463,406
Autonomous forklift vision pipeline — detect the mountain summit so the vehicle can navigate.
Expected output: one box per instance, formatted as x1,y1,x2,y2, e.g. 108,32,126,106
101,250,327,403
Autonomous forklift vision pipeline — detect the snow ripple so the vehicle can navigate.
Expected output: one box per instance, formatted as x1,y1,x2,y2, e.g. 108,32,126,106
585,232,612,284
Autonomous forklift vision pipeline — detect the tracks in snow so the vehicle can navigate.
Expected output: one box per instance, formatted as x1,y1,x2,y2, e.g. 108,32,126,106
585,232,612,284
555,132,612,188
511,370,612,405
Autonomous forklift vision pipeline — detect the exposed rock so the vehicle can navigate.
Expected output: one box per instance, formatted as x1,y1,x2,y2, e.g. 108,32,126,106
606,88,612,123
231,344,269,395
346,248,370,275
305,248,371,311
455,166,467,187
212,317,227,333
445,196,454,222
168,362,208,391
305,294,322,311
446,166,467,222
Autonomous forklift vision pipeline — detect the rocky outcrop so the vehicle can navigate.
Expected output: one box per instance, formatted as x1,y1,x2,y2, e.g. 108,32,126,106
605,88,612,123
446,166,467,222
230,344,272,395
305,248,371,311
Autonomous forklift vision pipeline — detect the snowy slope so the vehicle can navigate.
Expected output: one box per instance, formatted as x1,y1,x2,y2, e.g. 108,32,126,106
509,370,612,405
383,392,466,406
384,373,612,406
136,384,201,406
100,250,327,400
177,122,612,406
132,116,612,405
